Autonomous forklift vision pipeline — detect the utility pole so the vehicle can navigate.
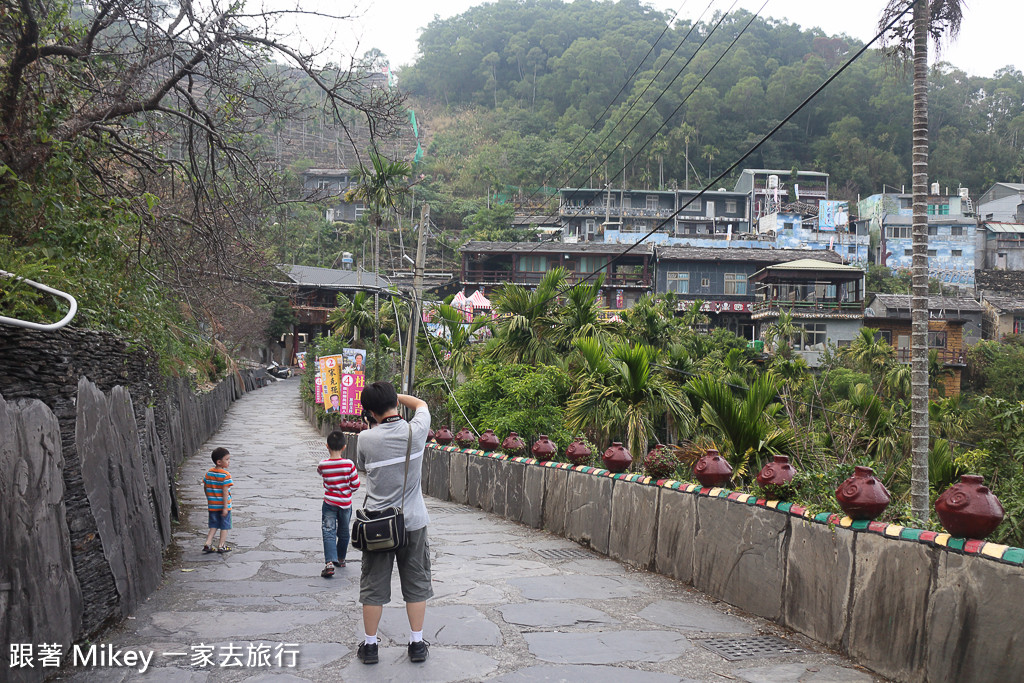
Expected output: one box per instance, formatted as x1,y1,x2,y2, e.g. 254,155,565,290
403,204,429,394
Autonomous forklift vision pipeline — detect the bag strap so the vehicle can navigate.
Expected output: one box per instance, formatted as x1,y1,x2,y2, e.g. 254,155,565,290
399,422,413,511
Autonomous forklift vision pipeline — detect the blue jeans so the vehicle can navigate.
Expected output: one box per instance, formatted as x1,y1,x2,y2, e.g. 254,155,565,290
322,502,352,564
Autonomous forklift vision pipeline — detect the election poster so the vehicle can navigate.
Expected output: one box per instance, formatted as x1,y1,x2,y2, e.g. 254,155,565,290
338,347,367,415
318,354,344,413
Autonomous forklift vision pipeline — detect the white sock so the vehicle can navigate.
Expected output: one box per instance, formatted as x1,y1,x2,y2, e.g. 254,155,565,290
364,634,377,645
410,630,423,643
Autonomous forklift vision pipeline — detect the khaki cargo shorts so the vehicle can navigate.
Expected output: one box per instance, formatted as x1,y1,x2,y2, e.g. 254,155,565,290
359,526,433,605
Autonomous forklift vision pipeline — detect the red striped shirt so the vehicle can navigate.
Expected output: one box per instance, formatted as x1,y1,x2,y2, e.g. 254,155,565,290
317,457,360,508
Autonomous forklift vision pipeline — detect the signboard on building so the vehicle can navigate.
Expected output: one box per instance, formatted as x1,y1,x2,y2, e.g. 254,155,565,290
818,200,849,231
680,301,752,313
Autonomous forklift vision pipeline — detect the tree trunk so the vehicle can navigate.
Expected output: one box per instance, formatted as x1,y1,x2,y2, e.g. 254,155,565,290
910,0,931,523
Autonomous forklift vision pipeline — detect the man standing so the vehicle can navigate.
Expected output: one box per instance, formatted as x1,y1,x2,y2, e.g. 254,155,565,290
354,381,432,664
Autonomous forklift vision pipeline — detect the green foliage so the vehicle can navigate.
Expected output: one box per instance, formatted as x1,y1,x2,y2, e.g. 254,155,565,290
966,338,1024,401
450,361,572,448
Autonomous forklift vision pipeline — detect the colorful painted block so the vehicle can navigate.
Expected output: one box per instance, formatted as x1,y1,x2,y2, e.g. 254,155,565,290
766,500,780,509
867,521,888,534
1001,547,1024,565
776,502,792,513
980,542,1009,560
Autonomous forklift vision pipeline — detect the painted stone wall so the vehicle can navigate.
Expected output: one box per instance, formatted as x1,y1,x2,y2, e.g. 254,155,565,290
419,444,1024,683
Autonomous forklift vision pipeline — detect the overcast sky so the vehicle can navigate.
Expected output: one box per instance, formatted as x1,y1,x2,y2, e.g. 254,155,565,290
313,0,1016,77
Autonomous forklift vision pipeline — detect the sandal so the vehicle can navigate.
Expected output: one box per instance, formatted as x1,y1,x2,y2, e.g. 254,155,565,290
217,545,232,554
321,564,335,578
202,545,215,554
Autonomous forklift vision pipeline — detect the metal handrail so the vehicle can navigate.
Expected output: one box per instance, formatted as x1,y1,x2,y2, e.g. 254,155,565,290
0,269,78,330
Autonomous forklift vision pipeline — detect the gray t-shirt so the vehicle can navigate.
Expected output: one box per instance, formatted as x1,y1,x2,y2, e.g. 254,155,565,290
355,407,430,531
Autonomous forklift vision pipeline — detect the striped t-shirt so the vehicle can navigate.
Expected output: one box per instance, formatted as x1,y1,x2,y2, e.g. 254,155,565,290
317,457,360,508
204,467,233,511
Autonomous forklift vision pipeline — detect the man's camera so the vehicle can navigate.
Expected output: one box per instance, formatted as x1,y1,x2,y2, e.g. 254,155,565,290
361,407,376,425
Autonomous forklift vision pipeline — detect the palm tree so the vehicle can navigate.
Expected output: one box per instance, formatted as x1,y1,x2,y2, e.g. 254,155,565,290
423,304,492,388
843,327,896,378
685,373,795,478
566,341,692,460
764,310,801,357
345,150,411,378
490,267,566,365
880,0,963,522
553,273,615,352
328,291,375,342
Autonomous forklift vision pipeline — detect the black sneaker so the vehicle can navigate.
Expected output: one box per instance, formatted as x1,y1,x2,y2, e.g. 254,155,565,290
357,642,378,665
408,640,429,663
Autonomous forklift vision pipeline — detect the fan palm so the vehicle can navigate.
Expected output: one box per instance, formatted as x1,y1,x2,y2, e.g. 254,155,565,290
566,341,692,459
843,327,896,377
553,272,615,352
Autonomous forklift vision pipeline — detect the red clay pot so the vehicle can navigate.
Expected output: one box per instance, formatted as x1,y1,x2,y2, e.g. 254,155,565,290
478,429,500,452
565,438,593,466
935,474,1005,539
434,426,454,446
427,428,435,442
835,466,891,520
692,449,733,487
602,442,632,473
501,432,527,456
455,427,475,448
531,435,557,461
757,454,794,497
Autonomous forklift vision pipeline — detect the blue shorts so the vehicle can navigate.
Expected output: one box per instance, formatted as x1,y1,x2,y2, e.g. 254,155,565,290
208,510,232,530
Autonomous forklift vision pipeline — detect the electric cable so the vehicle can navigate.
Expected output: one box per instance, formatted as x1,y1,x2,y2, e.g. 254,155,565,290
422,308,481,436
499,0,914,325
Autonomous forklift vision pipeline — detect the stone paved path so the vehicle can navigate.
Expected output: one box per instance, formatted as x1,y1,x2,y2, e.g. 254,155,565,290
59,380,885,682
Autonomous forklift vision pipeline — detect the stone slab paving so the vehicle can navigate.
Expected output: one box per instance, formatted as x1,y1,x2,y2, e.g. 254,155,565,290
52,380,884,682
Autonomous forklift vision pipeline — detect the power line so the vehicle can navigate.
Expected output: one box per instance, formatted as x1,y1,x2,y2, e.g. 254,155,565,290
501,0,914,326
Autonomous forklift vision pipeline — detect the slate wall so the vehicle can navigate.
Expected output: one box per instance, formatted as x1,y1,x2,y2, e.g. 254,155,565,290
420,444,1024,683
0,327,257,683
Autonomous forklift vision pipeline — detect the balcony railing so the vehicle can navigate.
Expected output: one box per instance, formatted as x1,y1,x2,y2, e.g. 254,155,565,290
560,205,675,218
463,269,650,288
894,348,966,365
753,299,865,315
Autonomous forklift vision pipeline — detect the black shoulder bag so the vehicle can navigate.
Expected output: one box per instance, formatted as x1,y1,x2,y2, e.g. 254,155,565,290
351,423,412,553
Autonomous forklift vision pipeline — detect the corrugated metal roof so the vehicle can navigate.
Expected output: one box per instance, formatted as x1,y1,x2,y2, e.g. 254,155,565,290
278,264,391,290
758,258,862,272
981,222,1024,233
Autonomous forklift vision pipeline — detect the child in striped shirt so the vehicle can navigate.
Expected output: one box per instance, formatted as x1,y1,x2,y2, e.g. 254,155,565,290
203,447,233,554
317,431,360,577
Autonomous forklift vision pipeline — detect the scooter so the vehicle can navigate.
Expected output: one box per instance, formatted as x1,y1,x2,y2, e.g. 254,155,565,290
266,361,292,379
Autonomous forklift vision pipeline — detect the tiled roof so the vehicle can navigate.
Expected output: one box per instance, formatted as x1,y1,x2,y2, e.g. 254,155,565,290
460,241,654,256
981,295,1024,313
868,293,983,313
656,246,844,264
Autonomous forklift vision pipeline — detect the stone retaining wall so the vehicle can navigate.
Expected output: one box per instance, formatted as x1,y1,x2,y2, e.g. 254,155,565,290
420,444,1024,683
0,327,260,683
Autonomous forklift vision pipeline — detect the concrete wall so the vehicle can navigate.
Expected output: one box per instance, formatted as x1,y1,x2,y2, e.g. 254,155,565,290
0,327,259,683
419,445,1024,683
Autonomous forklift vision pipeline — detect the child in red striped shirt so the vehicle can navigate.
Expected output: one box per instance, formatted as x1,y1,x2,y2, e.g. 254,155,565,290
317,430,360,577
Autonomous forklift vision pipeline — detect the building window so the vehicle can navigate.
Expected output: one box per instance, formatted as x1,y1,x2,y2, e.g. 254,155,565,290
701,277,711,288
724,273,747,295
848,246,857,254
354,203,365,219
905,248,913,257
316,179,332,191
928,249,937,257
887,226,912,239
793,323,828,350
928,225,938,236
646,195,659,210
928,330,947,348
1014,317,1024,335
952,249,962,257
666,271,689,294
951,226,964,237
579,256,606,273
520,256,548,272
874,329,893,345
726,200,737,213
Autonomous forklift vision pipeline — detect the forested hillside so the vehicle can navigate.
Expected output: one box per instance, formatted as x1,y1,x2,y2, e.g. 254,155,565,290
399,0,1024,211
